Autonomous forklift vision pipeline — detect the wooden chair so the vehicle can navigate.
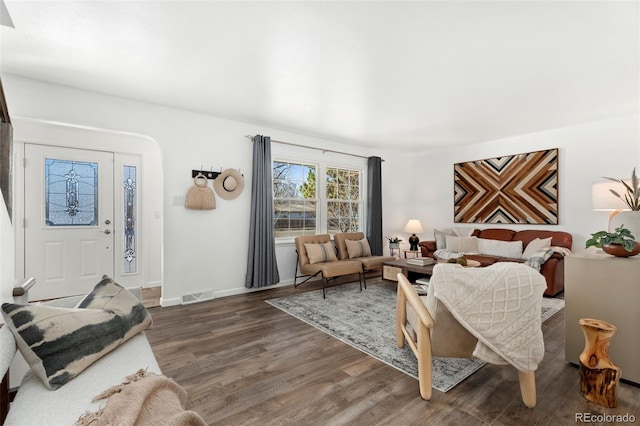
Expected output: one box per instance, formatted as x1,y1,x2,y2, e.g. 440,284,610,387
395,273,537,407
294,234,364,298
334,232,395,285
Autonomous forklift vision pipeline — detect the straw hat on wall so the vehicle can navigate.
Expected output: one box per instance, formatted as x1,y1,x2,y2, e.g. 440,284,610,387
214,169,245,200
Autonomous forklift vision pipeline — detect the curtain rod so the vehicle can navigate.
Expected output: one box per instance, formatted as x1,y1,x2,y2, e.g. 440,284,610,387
245,135,384,162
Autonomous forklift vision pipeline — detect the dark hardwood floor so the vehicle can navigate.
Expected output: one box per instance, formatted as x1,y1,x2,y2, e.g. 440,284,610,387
145,281,639,425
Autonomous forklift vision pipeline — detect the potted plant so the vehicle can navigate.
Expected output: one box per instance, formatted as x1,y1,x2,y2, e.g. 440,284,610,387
604,167,639,211
386,236,402,249
585,224,640,257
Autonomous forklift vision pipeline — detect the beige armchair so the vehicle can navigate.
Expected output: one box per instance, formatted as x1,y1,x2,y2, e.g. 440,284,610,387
395,273,537,408
334,232,395,285
294,234,364,298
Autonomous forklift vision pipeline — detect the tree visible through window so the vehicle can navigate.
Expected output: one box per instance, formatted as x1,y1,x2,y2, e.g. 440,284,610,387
326,167,360,233
273,161,317,238
272,160,362,238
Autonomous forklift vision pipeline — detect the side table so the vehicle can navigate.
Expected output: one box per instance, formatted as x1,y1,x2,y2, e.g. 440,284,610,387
565,249,639,384
404,250,420,258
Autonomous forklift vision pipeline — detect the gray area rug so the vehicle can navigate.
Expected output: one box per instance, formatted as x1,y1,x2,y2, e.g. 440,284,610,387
267,281,564,393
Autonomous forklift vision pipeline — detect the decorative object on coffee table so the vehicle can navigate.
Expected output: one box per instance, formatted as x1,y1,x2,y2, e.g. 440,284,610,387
404,219,424,251
579,318,621,408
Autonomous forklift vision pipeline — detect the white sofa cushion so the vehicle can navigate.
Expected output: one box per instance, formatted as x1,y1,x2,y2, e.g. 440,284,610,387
3,333,161,426
477,238,523,259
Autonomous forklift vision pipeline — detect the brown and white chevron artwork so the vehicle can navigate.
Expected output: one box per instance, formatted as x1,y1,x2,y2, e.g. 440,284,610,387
454,148,558,224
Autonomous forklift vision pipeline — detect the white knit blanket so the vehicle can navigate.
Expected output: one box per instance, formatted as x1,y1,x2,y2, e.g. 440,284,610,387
430,262,546,372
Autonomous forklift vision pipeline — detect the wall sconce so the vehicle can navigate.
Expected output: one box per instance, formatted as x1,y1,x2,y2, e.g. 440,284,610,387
404,219,424,251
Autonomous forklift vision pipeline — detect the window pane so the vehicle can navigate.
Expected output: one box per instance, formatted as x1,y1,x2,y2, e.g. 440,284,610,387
272,161,318,238
326,167,361,234
123,165,137,274
45,158,98,226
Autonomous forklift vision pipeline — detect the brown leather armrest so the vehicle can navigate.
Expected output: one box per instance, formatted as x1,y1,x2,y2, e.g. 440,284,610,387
419,241,437,258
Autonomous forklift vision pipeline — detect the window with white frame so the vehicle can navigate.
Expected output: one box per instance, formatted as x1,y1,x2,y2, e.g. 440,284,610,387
272,159,363,239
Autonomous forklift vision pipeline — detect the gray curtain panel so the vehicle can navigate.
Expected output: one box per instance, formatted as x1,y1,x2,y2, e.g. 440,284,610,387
245,135,280,288
366,156,383,256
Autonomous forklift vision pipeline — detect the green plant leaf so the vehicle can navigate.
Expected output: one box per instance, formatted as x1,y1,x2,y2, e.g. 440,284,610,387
585,225,637,250
623,239,635,251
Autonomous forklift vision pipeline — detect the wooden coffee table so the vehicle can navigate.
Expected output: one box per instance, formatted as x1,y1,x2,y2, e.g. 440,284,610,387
382,258,435,283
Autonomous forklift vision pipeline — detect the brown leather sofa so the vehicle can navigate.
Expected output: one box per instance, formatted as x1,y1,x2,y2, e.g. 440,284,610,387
419,228,572,296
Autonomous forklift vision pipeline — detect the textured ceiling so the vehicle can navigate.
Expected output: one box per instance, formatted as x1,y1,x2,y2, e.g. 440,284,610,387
1,1,638,149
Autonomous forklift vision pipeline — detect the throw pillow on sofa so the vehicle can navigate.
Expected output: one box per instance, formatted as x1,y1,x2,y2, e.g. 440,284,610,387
434,227,476,250
445,236,478,254
521,237,552,259
1,276,152,390
477,238,523,259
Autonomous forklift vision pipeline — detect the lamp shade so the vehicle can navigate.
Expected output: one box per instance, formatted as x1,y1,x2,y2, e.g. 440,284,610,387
592,181,630,211
404,219,424,234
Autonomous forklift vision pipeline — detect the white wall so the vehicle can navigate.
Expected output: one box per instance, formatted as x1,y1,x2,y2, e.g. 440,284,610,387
2,74,413,305
414,114,640,251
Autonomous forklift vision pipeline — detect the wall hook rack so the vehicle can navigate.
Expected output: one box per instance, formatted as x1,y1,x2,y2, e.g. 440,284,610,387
192,169,221,180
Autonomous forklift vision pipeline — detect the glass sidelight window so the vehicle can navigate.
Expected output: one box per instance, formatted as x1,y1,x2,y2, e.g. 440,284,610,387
123,165,137,274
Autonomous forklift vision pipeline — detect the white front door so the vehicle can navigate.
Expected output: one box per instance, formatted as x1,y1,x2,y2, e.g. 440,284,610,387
24,144,115,300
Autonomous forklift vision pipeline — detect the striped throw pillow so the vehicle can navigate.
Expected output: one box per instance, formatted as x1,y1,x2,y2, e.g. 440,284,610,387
1,276,151,389
305,242,338,264
345,238,372,259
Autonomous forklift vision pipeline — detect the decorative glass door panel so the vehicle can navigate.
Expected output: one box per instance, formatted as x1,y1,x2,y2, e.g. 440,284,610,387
44,158,99,226
123,165,137,274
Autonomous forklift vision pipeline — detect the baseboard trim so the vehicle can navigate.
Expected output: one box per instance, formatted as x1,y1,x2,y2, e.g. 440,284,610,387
158,277,322,306
160,297,181,307
214,280,295,299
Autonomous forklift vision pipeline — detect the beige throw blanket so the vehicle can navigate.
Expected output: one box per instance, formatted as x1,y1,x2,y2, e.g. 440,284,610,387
430,262,547,372
76,369,206,426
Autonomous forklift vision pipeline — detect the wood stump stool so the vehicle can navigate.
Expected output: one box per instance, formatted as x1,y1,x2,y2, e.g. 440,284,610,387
578,318,621,408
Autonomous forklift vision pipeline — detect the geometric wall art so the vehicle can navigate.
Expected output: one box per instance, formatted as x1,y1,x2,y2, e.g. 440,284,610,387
454,148,558,224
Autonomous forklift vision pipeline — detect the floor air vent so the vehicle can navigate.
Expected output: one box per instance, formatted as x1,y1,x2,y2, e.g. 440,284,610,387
181,291,214,305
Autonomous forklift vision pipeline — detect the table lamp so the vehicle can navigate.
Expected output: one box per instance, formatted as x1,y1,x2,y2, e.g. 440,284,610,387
404,219,424,251
592,181,630,231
